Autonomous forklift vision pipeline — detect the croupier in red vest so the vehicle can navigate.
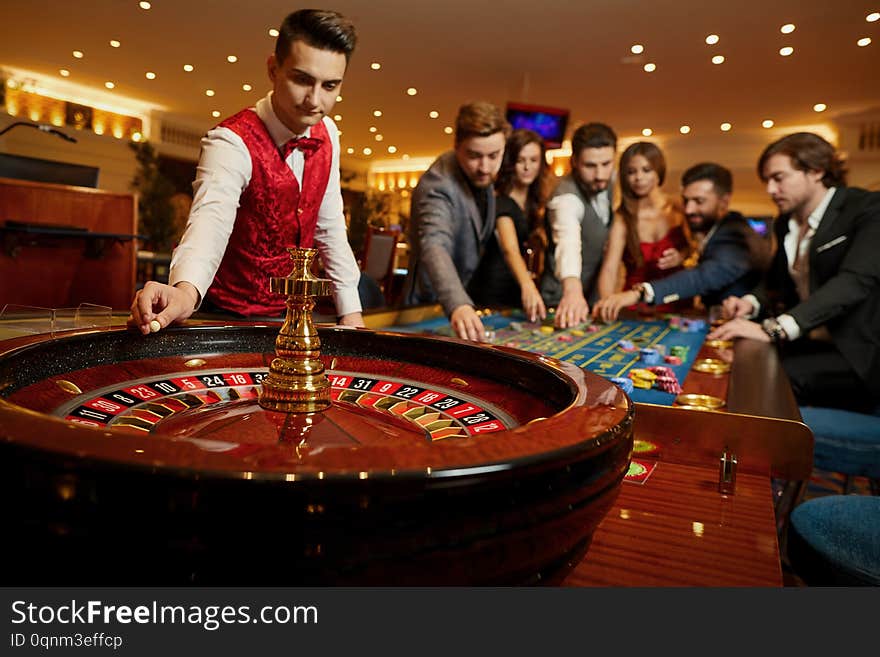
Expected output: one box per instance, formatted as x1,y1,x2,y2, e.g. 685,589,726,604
130,9,364,333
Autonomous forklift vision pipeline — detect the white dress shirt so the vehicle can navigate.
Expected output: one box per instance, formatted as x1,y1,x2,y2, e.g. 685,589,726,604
547,190,611,281
169,92,362,316
745,187,836,339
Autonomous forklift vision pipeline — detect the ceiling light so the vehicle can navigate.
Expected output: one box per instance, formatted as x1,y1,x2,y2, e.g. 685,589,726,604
269,28,279,37
212,110,221,118
444,126,453,134
370,62,381,70
711,55,725,64
780,24,796,34
705,34,719,45
59,69,70,77
643,62,656,72
679,125,691,134
402,154,410,160
227,55,237,63
369,126,377,133
183,64,194,72
429,111,439,119
388,146,397,153
779,46,794,57
110,40,121,48
139,1,151,9
346,147,354,154
105,81,115,89
762,120,775,128
363,147,372,155
132,132,143,142
813,103,827,112
334,114,342,121
857,37,872,47
407,87,417,96
145,71,156,80
336,95,343,102
642,128,653,137
72,50,84,59
868,12,880,22
242,83,252,91
720,122,732,131
631,44,644,54
374,134,383,141
205,89,215,97
373,110,382,117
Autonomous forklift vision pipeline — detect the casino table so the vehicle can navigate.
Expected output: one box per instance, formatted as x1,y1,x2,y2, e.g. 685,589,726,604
0,308,813,586
365,305,815,586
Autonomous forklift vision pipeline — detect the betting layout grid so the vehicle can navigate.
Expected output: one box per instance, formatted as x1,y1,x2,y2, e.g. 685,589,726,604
57,369,515,440
394,310,708,405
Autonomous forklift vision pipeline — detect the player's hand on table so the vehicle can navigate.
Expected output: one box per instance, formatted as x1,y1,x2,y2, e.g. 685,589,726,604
128,281,199,335
721,295,755,319
657,247,684,270
338,311,365,328
450,305,486,342
707,317,770,342
592,290,639,323
555,292,589,329
521,284,547,323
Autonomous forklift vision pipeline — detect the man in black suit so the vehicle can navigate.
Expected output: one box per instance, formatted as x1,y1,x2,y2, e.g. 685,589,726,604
710,132,880,412
592,162,768,321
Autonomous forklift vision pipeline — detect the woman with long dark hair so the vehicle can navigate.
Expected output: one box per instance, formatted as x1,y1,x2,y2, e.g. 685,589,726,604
594,141,692,314
470,129,552,321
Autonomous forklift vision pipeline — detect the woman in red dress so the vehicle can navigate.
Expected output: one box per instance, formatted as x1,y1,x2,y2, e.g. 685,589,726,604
596,141,693,314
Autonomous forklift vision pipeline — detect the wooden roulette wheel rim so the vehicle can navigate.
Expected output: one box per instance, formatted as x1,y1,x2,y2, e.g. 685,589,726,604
0,323,634,585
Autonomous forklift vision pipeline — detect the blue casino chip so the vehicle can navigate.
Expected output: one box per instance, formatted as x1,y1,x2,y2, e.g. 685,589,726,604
610,377,634,395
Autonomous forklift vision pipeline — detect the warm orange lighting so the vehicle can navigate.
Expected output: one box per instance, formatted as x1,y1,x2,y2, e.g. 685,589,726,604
780,23,796,34
642,128,653,137
242,84,253,91
705,34,719,45
145,71,156,80
643,62,656,72
373,110,382,117
679,125,691,134
183,64,194,72
720,122,732,132
779,46,794,57
711,55,725,64
110,40,121,48
762,119,774,128
269,28,279,37
406,87,417,96
370,62,381,70
631,44,644,54
205,89,215,97
813,103,827,112
428,110,439,119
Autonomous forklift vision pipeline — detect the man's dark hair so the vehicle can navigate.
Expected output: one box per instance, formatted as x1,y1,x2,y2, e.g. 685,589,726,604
757,132,847,187
275,9,357,63
682,162,733,196
571,122,617,157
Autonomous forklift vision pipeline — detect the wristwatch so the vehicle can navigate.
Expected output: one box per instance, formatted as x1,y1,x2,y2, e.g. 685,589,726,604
761,317,788,343
631,283,647,302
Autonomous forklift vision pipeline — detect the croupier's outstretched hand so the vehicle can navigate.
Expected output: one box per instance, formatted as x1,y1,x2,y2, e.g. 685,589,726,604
128,281,199,335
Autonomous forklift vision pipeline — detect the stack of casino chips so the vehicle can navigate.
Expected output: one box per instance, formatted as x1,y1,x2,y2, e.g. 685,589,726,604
646,365,683,394
639,347,661,365
610,376,635,395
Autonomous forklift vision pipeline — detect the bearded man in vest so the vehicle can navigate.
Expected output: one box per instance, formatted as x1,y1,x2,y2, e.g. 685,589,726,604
540,122,618,328
130,9,363,333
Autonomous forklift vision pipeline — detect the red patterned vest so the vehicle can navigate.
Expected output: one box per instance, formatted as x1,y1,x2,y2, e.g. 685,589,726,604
207,109,332,315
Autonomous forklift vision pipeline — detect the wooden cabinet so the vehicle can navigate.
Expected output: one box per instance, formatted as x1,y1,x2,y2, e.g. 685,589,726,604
0,177,138,311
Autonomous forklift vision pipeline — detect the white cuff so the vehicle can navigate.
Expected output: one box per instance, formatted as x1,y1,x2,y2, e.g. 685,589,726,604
743,294,761,319
776,313,801,341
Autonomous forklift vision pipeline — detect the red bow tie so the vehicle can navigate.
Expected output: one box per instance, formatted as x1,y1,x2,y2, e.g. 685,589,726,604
281,136,323,159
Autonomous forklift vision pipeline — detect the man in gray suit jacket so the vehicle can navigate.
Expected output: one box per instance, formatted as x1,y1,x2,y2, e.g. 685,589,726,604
540,123,617,328
711,132,880,412
404,102,510,341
